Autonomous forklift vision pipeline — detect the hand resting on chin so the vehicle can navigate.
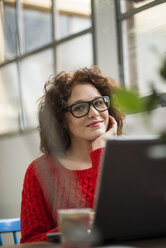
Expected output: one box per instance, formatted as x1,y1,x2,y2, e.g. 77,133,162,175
91,115,117,151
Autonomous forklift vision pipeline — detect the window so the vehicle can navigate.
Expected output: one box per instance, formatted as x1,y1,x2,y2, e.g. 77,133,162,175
0,62,20,134
23,1,52,53
0,0,92,135
117,0,166,96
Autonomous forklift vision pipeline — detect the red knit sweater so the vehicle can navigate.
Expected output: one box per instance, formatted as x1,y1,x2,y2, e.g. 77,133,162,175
20,148,103,243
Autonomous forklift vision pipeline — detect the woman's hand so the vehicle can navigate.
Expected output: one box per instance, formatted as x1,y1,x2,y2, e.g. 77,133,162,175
91,115,117,150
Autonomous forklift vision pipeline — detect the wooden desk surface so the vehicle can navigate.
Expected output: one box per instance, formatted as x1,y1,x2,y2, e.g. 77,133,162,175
3,238,166,248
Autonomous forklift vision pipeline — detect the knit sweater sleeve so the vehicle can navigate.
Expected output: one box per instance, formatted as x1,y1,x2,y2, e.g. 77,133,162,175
20,163,58,243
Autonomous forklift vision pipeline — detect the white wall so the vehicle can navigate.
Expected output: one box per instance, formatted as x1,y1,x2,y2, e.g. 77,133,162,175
0,130,41,244
0,130,41,218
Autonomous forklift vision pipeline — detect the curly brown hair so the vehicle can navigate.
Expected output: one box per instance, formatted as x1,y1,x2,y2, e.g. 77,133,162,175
38,66,125,155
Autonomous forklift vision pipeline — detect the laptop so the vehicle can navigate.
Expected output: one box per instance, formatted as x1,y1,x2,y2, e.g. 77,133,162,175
47,136,166,244
92,136,166,244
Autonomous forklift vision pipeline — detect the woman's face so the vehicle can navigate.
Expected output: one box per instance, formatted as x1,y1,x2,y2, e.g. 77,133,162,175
65,83,109,144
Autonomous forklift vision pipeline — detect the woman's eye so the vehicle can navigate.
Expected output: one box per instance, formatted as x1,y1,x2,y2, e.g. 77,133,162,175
94,100,103,106
73,104,85,112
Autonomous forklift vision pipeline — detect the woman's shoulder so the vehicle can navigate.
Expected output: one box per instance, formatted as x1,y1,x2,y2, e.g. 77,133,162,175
26,154,47,170
24,154,53,178
23,154,60,187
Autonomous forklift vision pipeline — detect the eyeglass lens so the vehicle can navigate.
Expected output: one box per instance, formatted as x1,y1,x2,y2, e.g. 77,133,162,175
71,97,109,117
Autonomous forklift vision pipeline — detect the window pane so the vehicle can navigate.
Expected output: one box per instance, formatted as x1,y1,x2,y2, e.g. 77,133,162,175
56,0,91,39
57,33,93,72
0,63,19,134
0,1,17,62
120,0,155,13
122,3,166,95
21,49,54,128
22,0,52,52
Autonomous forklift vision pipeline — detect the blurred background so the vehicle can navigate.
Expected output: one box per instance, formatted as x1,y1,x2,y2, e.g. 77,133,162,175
0,0,166,243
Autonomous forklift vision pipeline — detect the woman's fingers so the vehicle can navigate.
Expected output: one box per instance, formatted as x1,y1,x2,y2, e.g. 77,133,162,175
107,115,117,136
91,115,118,150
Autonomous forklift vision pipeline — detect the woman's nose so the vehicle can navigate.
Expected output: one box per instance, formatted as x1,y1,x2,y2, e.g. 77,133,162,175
87,105,99,118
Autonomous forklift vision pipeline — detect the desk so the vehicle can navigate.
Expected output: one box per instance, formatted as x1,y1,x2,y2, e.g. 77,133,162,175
3,238,166,248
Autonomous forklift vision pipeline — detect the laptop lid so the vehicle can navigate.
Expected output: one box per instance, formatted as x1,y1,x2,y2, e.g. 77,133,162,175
92,136,166,243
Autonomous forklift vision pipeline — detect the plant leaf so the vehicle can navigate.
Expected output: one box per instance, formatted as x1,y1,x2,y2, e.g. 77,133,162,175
112,88,143,114
142,86,159,113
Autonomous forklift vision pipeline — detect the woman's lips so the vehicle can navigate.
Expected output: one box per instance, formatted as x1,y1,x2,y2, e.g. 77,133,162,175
87,120,103,127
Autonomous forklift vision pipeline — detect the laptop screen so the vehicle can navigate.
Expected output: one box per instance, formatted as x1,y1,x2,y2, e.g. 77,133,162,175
92,137,166,243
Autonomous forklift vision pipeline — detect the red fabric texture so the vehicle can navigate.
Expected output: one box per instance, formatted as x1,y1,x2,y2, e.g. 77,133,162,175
20,148,103,243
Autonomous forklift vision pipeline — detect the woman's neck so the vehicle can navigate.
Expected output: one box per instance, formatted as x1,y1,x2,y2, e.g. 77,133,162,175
58,140,92,170
68,139,92,161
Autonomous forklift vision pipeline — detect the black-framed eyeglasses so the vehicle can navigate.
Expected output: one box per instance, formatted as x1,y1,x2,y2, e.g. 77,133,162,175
64,96,110,118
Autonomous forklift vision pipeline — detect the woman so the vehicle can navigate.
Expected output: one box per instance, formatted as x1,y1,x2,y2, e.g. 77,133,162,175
20,66,124,243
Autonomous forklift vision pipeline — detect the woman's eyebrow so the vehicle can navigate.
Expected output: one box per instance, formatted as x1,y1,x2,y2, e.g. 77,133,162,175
71,96,101,105
71,100,86,105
